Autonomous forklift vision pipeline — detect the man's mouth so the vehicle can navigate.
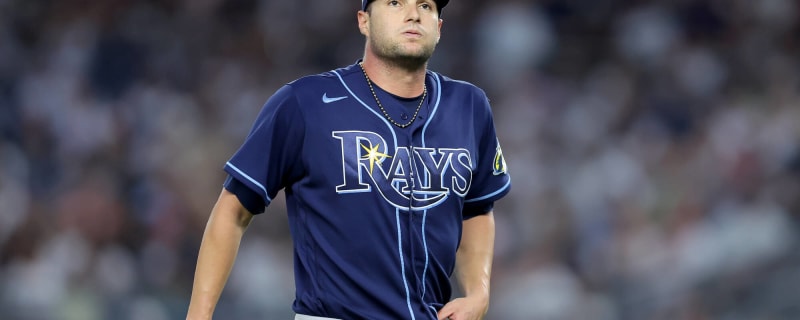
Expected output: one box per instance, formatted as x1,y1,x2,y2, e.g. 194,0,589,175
403,30,422,38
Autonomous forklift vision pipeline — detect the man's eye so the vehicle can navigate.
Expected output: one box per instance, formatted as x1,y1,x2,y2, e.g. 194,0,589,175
389,0,400,6
420,3,431,10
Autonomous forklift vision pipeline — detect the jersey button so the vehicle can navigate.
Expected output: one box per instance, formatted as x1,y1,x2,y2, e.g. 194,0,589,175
401,113,409,120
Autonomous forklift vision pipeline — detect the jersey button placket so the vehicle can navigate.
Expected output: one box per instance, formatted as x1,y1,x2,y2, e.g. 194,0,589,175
409,122,428,298
406,141,422,299
407,145,416,211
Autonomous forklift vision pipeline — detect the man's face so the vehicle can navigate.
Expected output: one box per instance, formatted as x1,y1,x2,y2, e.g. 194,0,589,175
360,0,443,66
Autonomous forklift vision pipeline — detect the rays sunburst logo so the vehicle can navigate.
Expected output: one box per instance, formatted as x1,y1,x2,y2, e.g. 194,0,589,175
493,142,507,176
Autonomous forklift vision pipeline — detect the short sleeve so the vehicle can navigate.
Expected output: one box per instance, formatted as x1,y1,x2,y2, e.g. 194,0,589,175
223,175,265,214
462,201,494,220
463,90,510,217
224,84,305,207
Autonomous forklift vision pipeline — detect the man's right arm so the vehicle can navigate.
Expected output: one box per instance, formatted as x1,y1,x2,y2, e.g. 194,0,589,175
186,188,255,320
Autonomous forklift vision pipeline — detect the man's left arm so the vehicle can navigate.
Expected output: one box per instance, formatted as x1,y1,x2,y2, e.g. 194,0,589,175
438,211,495,320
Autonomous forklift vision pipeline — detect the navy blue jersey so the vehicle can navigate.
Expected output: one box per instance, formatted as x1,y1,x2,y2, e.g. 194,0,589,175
224,61,510,319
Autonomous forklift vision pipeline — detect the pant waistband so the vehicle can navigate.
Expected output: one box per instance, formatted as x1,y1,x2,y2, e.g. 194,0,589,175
294,314,340,320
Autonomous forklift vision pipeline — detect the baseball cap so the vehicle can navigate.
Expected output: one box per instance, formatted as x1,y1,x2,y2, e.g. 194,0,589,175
362,0,449,14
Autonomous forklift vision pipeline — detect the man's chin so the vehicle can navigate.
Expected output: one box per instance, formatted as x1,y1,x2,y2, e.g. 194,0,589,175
390,54,430,70
391,49,435,68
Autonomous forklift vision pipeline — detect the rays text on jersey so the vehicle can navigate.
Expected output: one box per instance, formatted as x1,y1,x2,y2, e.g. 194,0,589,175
333,130,473,211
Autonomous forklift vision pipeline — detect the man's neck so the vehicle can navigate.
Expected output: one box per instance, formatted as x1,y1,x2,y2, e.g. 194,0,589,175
360,56,427,98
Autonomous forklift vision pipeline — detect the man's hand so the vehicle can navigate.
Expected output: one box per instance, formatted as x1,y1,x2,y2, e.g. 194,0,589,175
437,294,489,320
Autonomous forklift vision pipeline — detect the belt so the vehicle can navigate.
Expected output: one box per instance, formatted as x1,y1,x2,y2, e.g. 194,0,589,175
294,315,340,320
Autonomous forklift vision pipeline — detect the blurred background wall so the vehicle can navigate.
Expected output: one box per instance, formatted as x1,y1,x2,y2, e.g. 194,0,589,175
1,0,799,319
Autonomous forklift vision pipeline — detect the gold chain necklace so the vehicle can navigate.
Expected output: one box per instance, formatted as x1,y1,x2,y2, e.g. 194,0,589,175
359,63,426,128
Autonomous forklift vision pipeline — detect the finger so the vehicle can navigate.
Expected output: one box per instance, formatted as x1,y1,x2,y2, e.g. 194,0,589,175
437,305,454,320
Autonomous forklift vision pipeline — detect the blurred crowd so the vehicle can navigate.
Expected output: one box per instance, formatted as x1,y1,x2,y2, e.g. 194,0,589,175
1,0,799,319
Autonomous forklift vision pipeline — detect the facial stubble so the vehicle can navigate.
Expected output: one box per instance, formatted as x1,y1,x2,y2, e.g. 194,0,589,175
368,23,438,71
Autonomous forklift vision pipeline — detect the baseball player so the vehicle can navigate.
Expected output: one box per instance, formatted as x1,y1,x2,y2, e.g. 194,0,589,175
186,0,510,319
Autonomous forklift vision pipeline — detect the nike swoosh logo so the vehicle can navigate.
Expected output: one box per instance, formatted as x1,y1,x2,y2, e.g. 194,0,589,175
322,93,348,103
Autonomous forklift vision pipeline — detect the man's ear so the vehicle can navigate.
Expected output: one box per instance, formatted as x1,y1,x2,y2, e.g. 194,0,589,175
358,11,369,36
436,18,443,43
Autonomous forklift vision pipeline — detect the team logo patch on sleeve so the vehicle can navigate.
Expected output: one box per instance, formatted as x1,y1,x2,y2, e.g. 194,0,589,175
493,142,508,175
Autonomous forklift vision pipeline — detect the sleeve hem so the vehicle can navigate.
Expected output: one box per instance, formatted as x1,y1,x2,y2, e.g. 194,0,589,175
464,178,511,204
223,175,267,214
462,201,494,220
224,162,274,205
